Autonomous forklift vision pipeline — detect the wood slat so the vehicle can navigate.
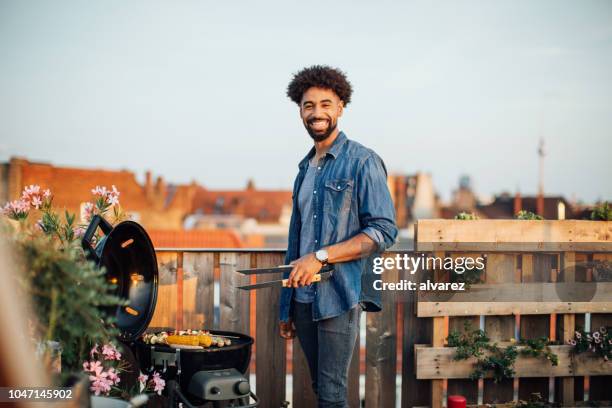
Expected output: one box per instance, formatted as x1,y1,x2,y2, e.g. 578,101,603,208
416,220,612,252
255,252,287,408
183,252,215,329
365,257,397,407
483,254,516,403
431,251,448,408
560,252,576,405
401,256,432,408
149,251,178,328
219,252,251,335
415,345,612,379
418,282,612,303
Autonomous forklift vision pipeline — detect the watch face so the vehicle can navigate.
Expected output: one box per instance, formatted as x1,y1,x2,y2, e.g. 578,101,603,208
316,249,328,262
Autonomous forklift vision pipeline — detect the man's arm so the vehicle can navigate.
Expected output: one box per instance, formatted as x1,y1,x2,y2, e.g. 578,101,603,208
287,232,376,287
287,153,397,287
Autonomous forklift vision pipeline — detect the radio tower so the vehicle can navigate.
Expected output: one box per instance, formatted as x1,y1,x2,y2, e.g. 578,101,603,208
537,138,545,216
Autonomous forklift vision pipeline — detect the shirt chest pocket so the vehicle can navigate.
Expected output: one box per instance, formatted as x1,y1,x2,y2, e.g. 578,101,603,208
323,178,354,214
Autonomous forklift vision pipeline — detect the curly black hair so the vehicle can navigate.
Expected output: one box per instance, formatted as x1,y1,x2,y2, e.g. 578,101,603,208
287,65,353,106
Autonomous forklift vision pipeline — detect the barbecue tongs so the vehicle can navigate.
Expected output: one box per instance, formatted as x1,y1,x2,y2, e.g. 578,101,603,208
236,265,333,290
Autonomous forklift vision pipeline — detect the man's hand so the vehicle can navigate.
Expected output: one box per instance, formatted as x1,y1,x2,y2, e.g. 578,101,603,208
279,320,296,339
287,252,323,288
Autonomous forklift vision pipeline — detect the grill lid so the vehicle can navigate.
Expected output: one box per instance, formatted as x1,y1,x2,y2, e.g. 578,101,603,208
82,215,158,341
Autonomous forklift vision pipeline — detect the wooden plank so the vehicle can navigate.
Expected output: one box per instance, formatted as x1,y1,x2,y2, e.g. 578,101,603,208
417,300,612,318
589,253,612,401
219,252,251,335
149,252,178,329
401,254,432,408
560,252,576,405
449,253,481,404
255,252,286,408
415,220,612,252
418,281,612,304
432,251,447,408
183,252,215,329
483,254,515,403
365,257,397,408
292,337,318,408
519,254,552,401
415,345,612,379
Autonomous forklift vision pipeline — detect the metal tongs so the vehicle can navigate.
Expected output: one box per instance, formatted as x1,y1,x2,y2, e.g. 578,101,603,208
236,265,333,290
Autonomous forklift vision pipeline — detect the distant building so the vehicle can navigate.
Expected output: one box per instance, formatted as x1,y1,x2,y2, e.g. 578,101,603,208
0,157,293,247
441,175,587,220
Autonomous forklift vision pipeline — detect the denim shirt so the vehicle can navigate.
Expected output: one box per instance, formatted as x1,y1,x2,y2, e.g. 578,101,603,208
279,131,398,322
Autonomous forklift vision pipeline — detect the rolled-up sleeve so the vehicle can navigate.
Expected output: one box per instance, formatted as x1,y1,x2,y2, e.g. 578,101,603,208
357,153,398,252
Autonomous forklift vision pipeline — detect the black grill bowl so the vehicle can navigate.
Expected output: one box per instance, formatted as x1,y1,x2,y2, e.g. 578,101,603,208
134,329,253,392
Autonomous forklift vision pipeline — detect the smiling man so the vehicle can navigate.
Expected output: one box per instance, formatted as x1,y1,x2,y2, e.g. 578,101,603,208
279,65,398,407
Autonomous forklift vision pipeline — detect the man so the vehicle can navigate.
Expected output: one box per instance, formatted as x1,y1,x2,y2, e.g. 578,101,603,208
279,65,398,407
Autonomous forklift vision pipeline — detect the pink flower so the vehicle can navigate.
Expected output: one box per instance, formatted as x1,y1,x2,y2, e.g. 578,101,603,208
107,185,120,206
1,199,29,219
101,343,122,361
575,331,582,339
91,186,108,197
593,331,601,339
89,344,99,359
568,339,577,346
89,375,112,396
90,185,120,206
73,227,85,238
43,189,51,198
106,367,120,386
83,202,95,222
31,196,43,209
152,372,165,395
138,372,148,392
88,360,104,376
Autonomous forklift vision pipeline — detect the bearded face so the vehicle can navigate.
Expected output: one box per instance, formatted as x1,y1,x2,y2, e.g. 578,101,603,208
300,87,344,142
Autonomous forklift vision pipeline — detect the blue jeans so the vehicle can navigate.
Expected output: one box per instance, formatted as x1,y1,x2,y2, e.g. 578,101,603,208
292,300,361,408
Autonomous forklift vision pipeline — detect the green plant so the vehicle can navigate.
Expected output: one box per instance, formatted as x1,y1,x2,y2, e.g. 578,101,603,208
15,234,124,371
447,323,558,382
1,185,127,374
455,212,479,220
590,202,612,221
516,210,543,220
568,327,611,362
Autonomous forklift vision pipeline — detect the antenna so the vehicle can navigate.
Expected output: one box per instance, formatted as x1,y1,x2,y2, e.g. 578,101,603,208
537,138,545,216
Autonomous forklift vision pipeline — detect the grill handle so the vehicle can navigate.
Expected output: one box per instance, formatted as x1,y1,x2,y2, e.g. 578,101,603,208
81,214,113,262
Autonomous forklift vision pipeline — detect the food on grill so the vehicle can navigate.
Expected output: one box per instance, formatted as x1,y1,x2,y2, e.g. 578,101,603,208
167,335,200,346
142,330,231,348
198,333,213,347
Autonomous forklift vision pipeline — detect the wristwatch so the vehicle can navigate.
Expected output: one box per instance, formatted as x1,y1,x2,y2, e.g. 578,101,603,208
315,249,329,266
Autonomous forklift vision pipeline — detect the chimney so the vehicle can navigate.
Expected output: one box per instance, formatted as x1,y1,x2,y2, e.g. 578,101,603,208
155,176,167,201
536,194,544,217
145,170,153,200
513,191,522,216
246,179,255,191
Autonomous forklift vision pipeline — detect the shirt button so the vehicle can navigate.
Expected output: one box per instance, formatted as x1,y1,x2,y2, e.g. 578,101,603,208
313,214,317,219
313,190,317,194
337,185,341,190
317,167,321,170
314,239,318,243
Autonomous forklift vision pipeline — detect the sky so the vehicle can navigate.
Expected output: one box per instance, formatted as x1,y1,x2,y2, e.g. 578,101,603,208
1,0,611,203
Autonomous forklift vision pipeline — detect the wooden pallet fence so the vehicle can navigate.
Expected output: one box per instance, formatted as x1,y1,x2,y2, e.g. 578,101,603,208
415,220,612,408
